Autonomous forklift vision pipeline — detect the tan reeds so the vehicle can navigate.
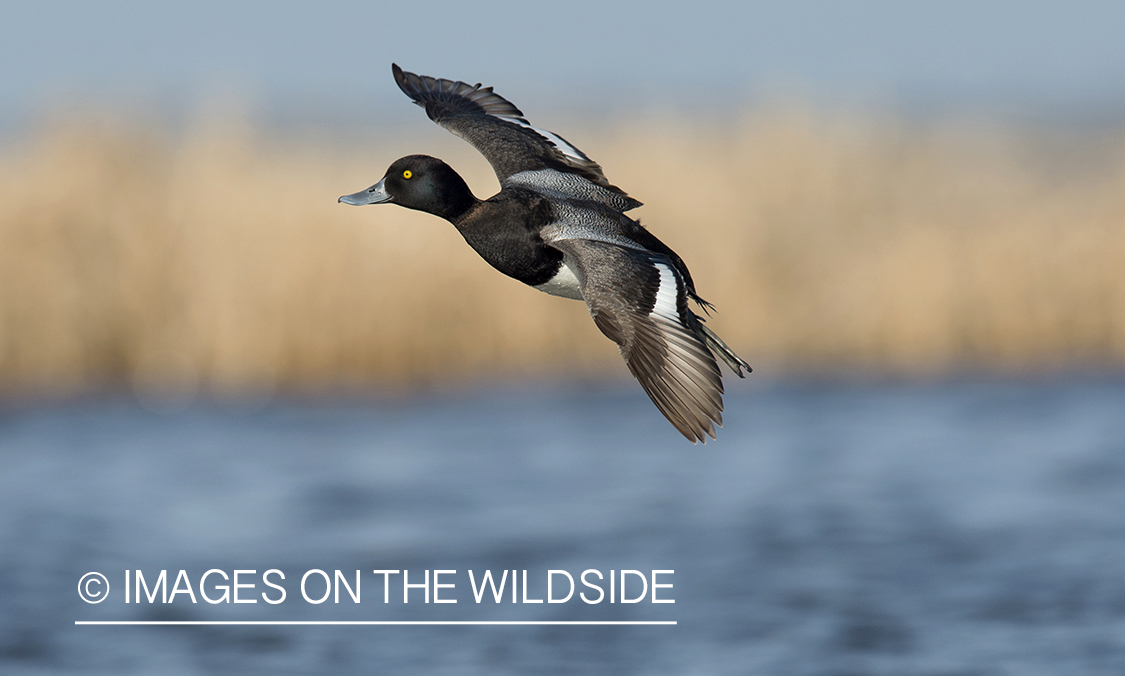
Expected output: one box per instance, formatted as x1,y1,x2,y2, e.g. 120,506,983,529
1,108,1123,398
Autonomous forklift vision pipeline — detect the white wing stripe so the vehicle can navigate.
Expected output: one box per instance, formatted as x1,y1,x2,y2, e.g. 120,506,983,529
651,262,681,323
528,125,588,163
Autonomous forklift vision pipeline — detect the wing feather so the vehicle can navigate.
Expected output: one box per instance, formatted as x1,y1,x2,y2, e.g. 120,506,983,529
551,239,725,443
392,64,638,205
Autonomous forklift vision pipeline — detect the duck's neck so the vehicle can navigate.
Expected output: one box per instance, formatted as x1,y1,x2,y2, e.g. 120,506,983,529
432,168,479,223
438,194,479,224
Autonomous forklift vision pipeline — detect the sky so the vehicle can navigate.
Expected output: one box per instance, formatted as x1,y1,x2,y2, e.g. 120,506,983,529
2,1,1124,126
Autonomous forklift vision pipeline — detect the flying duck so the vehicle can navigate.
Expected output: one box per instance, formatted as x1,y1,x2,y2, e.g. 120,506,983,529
340,64,751,443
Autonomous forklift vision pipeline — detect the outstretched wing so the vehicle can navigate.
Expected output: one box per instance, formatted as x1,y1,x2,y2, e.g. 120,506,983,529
392,64,640,209
549,238,725,443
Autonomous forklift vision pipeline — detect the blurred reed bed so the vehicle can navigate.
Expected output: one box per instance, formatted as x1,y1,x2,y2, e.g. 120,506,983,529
1,108,1124,399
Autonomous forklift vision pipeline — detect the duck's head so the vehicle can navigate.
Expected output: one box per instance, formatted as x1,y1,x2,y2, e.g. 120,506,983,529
339,155,476,221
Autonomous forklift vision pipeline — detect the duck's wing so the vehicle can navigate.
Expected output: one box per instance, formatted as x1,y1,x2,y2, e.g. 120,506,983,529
548,237,725,443
392,64,641,211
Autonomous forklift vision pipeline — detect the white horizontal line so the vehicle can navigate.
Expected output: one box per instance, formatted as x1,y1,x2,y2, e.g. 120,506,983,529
75,620,676,626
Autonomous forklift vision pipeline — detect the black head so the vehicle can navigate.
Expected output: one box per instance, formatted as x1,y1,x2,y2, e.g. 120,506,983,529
339,155,476,222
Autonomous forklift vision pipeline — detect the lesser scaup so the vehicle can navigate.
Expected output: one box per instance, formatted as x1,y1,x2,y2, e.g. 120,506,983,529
340,64,751,443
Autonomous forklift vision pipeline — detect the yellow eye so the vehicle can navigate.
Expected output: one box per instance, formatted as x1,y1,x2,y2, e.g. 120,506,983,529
402,170,412,179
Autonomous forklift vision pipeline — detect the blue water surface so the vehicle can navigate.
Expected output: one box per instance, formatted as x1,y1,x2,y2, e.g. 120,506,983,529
1,378,1124,675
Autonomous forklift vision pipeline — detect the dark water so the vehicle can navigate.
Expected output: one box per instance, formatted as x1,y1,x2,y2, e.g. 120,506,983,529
2,378,1124,675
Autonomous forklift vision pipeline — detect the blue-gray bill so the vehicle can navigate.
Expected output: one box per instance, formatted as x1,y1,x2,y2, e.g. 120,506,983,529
339,178,392,205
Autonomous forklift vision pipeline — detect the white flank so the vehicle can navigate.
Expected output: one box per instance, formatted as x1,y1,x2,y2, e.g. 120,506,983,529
534,262,583,300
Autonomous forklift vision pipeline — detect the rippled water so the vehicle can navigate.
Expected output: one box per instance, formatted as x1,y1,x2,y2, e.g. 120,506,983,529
2,378,1124,675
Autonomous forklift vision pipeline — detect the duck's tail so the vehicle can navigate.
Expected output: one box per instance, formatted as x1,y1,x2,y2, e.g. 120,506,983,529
694,320,752,377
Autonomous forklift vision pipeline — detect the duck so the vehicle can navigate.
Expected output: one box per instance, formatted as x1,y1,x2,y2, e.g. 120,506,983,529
340,64,751,443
